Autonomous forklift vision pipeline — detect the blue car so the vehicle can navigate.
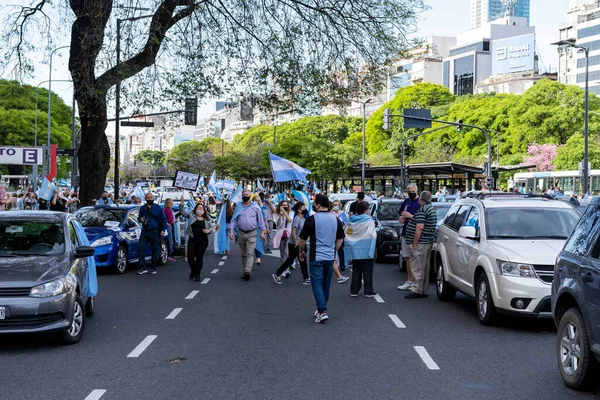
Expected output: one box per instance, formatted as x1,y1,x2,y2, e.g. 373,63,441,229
74,205,170,273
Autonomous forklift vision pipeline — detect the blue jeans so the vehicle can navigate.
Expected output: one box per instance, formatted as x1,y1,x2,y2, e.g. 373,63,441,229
310,260,334,313
138,229,160,271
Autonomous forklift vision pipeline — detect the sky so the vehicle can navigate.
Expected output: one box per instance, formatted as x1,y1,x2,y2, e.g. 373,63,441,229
23,0,572,118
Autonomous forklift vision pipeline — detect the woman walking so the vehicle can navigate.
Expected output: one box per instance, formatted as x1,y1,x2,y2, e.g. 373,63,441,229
273,200,293,265
272,201,310,285
180,202,214,281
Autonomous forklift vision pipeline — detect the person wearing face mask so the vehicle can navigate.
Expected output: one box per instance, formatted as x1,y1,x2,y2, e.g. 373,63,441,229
397,183,420,291
96,191,114,205
179,202,214,281
272,201,310,285
251,195,267,265
272,200,293,265
137,192,168,275
229,190,266,281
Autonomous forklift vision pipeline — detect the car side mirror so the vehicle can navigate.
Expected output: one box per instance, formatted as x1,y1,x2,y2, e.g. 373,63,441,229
458,226,478,241
75,246,95,259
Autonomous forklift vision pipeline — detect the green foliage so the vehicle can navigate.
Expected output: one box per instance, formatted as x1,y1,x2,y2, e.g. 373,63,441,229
167,137,225,170
134,150,166,168
554,135,600,170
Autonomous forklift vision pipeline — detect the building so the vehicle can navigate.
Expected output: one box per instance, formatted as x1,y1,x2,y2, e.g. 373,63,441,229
476,71,557,94
558,0,600,95
470,0,531,29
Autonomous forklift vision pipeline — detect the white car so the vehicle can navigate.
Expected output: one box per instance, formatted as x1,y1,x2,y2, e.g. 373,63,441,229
434,194,580,325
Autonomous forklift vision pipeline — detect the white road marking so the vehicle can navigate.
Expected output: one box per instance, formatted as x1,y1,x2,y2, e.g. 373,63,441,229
218,261,224,266
201,278,211,284
84,390,107,400
414,346,440,370
374,294,385,303
127,335,157,358
222,256,227,260
265,249,281,258
165,308,183,320
185,290,199,300
388,314,406,328
211,269,219,274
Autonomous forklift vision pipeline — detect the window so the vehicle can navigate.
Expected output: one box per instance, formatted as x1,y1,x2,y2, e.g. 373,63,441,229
590,230,600,259
465,207,480,236
450,206,472,232
487,207,579,239
443,204,461,229
127,210,140,228
564,205,600,256
68,221,77,248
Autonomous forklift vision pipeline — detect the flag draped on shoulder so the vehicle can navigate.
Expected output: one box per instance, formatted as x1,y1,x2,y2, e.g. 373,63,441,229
343,214,377,261
208,170,221,201
291,190,312,213
213,204,229,254
37,177,56,201
269,152,311,183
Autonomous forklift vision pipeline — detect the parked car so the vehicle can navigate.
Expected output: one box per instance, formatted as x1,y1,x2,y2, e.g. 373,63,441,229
373,198,402,262
552,197,600,390
332,193,373,210
74,205,170,273
435,193,579,325
0,211,96,344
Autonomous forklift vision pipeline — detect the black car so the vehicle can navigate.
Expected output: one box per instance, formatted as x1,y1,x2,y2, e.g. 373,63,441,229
374,198,402,262
0,211,96,344
552,197,600,390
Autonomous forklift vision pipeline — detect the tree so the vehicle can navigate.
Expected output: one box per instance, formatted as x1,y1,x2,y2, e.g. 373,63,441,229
523,144,557,172
554,135,600,171
3,0,426,203
133,150,166,168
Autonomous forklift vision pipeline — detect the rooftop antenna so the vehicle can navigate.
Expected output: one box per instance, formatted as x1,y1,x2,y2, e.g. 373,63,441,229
502,0,517,17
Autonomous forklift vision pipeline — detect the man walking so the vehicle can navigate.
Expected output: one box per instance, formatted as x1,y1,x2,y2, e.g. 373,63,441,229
299,194,345,323
404,191,437,299
397,184,420,291
137,192,168,275
230,190,266,281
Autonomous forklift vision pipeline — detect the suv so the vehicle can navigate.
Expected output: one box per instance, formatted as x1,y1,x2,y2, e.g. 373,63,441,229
552,197,600,390
373,198,402,261
435,193,579,325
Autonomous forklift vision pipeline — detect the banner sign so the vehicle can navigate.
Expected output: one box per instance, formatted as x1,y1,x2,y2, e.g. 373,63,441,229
491,34,535,76
174,170,200,191
0,146,43,165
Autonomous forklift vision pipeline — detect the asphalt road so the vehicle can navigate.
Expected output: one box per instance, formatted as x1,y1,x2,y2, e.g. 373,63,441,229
1,246,599,400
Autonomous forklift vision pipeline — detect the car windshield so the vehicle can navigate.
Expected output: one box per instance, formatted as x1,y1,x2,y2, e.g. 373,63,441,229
75,208,127,227
0,220,65,255
486,208,580,239
378,203,401,220
433,205,451,222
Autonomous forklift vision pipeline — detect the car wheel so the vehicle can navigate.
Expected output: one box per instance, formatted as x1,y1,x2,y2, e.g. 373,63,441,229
158,239,169,266
557,308,600,390
115,245,128,274
436,261,456,301
54,296,86,345
476,273,497,326
85,296,96,317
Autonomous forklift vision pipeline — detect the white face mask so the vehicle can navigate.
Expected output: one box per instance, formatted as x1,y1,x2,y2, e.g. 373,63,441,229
333,206,339,211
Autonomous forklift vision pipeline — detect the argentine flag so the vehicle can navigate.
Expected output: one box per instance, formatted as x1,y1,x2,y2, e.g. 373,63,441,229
133,186,145,201
215,179,236,192
230,183,243,203
208,170,221,201
341,185,348,193
198,175,205,190
37,177,56,201
256,178,264,191
343,214,377,261
213,204,229,254
269,152,311,183
291,190,312,214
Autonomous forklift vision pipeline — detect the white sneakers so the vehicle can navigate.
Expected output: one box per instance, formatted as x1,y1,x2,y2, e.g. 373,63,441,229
397,281,414,291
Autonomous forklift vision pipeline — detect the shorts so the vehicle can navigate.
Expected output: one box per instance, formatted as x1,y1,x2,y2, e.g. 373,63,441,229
400,236,412,259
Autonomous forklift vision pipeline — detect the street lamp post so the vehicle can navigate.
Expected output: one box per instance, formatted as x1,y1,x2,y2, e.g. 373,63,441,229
46,45,70,175
115,14,154,192
553,39,590,194
361,99,372,192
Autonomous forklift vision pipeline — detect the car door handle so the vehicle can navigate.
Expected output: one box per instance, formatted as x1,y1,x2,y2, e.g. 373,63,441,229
456,242,462,247
443,235,449,240
582,272,594,283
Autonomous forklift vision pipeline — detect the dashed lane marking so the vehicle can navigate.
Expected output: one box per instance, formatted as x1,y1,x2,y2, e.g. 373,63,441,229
218,261,225,266
414,346,440,370
374,294,385,303
84,390,106,400
211,269,219,274
222,256,227,260
127,335,157,358
165,308,183,320
388,314,406,328
201,278,211,284
185,290,199,300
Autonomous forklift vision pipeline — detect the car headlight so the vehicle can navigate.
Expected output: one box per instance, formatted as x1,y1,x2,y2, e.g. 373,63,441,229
381,227,398,239
91,236,112,247
495,260,535,278
30,278,68,298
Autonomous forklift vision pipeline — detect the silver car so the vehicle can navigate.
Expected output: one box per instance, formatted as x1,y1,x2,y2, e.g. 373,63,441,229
0,212,96,344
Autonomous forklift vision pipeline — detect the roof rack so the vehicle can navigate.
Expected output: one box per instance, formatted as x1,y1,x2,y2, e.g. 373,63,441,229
460,191,553,200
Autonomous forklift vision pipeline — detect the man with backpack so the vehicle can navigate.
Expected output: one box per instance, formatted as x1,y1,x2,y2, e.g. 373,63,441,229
137,192,169,275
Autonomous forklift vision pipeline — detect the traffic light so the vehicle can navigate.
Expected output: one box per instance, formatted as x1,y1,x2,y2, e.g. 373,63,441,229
184,97,197,125
485,176,495,189
456,119,463,132
383,108,391,130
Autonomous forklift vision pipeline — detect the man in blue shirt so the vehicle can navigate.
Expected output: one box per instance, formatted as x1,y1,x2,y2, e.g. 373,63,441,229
137,192,168,275
299,194,345,323
397,184,420,291
96,191,114,205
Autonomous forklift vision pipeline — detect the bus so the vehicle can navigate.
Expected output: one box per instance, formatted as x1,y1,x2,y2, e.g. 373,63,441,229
513,170,600,195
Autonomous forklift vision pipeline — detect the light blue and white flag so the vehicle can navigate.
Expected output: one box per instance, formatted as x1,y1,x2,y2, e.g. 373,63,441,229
133,186,145,200
215,179,235,192
198,175,205,189
311,182,321,194
269,152,311,183
37,177,56,201
208,170,221,201
343,214,377,261
341,185,348,193
256,178,264,191
231,183,243,204
213,204,229,254
291,190,312,214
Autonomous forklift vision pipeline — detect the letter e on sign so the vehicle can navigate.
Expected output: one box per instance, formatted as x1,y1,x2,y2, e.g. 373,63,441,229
23,149,38,164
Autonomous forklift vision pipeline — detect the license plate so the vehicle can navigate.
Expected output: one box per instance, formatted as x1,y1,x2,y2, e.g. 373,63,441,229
0,306,4,320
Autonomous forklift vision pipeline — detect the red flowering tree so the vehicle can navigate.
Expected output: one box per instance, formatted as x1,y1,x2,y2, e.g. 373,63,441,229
524,144,558,172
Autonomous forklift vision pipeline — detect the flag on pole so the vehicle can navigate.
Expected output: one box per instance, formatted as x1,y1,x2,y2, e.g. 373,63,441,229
37,177,56,201
256,178,264,191
231,183,243,204
133,186,145,201
291,190,312,214
341,185,348,193
215,180,236,191
208,170,221,201
213,204,230,254
343,214,377,260
310,181,321,194
269,152,311,183
198,175,205,189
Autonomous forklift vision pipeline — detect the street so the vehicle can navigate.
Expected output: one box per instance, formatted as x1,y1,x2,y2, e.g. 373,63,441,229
1,247,598,400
